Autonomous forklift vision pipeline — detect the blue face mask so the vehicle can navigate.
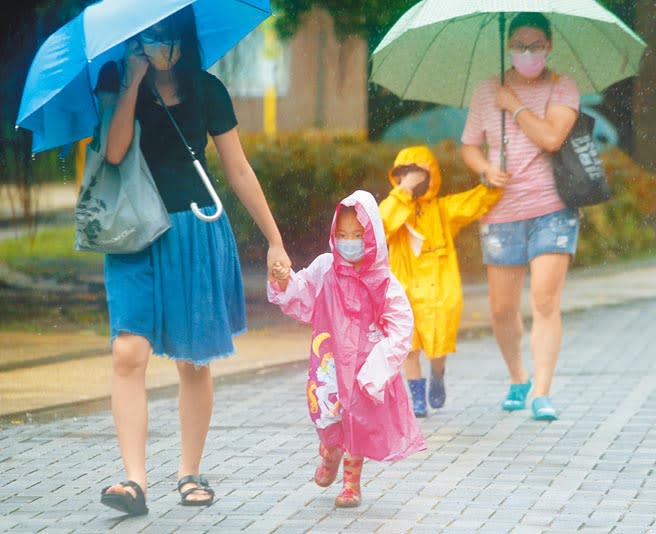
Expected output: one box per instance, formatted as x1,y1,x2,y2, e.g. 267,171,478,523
335,238,365,263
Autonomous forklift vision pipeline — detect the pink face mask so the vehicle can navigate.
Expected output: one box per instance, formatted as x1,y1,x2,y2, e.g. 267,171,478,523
512,51,547,79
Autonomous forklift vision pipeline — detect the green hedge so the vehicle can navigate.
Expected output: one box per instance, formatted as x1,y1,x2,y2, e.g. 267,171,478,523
207,135,655,278
576,148,656,265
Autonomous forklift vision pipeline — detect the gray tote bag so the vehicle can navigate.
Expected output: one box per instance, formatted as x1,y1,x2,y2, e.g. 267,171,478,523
75,104,171,254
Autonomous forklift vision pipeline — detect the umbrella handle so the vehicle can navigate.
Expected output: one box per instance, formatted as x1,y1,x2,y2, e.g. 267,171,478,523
499,13,507,173
190,159,223,222
500,112,507,172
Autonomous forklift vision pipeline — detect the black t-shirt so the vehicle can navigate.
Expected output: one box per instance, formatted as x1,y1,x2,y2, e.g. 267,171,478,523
96,62,237,213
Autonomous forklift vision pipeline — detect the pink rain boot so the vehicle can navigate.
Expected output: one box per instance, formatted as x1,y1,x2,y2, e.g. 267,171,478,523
314,443,343,487
335,456,363,508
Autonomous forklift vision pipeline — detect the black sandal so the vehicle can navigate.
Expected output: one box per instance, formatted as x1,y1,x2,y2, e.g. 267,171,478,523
177,474,215,507
100,480,148,516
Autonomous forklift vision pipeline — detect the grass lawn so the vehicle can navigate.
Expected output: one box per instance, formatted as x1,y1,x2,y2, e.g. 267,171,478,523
0,224,107,333
0,224,103,279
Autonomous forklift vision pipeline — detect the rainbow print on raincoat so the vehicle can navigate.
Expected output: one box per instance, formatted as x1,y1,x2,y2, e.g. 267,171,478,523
268,190,426,462
380,146,502,358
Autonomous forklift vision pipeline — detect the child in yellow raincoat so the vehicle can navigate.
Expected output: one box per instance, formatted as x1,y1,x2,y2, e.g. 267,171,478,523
380,145,503,416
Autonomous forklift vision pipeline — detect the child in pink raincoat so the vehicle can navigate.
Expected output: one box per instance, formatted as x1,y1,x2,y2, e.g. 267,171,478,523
268,190,426,508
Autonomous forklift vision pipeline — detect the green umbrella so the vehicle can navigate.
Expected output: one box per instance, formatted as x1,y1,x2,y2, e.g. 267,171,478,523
370,0,646,167
371,0,645,106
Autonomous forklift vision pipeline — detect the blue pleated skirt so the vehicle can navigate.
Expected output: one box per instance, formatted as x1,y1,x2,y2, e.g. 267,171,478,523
104,206,247,365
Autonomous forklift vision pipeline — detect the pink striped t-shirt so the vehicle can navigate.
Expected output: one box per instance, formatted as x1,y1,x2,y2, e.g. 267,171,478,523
461,71,580,224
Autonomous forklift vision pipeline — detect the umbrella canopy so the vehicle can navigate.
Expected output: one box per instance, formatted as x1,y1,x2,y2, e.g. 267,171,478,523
17,0,271,153
370,0,646,108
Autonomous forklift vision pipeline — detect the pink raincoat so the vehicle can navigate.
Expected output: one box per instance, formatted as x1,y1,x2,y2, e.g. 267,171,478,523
268,190,425,462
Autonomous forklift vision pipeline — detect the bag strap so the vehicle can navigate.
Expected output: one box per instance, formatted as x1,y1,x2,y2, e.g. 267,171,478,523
149,84,200,164
148,82,224,221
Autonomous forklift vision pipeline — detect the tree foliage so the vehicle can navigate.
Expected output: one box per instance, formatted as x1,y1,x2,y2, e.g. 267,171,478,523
272,1,637,46
271,0,417,50
271,1,639,139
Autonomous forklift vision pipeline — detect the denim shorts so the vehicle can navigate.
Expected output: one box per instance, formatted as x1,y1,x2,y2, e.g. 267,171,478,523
480,208,580,266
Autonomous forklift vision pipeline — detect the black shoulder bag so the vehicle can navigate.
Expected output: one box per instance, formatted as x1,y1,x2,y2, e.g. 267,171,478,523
550,84,612,208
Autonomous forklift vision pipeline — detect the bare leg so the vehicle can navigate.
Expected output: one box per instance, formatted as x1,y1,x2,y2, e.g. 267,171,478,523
403,350,422,379
487,265,529,384
529,254,570,397
105,334,151,498
177,361,214,502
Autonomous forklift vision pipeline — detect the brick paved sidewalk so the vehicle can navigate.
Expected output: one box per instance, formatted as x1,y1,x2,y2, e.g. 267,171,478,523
1,298,655,533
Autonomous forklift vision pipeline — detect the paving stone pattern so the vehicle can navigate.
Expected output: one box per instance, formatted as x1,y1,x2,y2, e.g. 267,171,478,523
1,300,655,533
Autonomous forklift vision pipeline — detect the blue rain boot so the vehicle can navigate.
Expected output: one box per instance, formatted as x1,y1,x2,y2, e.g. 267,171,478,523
408,378,427,418
428,369,446,409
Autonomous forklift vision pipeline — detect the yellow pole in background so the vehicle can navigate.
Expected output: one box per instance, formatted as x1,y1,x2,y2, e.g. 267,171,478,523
262,19,280,137
75,137,92,191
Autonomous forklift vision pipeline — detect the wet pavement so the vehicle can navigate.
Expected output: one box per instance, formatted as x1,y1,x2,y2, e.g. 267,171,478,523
1,296,655,533
3,251,656,420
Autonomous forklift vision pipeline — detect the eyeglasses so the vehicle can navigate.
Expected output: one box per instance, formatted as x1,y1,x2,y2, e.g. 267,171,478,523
509,41,548,54
138,29,180,47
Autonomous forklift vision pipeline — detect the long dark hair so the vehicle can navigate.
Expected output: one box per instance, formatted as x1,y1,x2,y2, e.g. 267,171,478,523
147,6,203,101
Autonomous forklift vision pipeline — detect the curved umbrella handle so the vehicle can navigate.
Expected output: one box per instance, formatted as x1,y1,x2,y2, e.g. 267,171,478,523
190,159,223,222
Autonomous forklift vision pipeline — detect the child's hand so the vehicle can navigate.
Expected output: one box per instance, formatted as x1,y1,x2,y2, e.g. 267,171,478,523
270,261,290,291
399,170,428,196
271,261,289,281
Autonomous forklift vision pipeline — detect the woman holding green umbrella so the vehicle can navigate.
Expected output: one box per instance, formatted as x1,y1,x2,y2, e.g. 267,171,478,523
461,12,580,421
371,1,644,422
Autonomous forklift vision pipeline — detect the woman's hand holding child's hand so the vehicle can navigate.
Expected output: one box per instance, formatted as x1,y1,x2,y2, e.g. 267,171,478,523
270,260,290,291
267,243,291,283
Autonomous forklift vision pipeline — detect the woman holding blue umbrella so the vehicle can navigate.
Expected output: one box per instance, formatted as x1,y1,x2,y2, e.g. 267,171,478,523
98,7,290,514
461,12,579,422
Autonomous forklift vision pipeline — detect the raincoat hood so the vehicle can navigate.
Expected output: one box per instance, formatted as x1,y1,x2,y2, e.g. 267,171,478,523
330,190,389,274
329,190,390,321
388,145,442,201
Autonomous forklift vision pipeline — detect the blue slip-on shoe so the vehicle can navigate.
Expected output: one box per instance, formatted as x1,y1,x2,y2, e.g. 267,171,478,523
428,369,446,409
501,380,532,411
532,396,558,421
407,378,428,418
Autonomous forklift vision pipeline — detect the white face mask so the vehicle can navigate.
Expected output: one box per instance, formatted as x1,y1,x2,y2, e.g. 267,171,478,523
335,238,365,263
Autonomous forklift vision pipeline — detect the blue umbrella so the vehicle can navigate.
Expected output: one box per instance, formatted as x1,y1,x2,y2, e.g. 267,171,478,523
16,0,271,153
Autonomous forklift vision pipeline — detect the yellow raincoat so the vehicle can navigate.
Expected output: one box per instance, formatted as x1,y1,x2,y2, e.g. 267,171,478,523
379,146,502,358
